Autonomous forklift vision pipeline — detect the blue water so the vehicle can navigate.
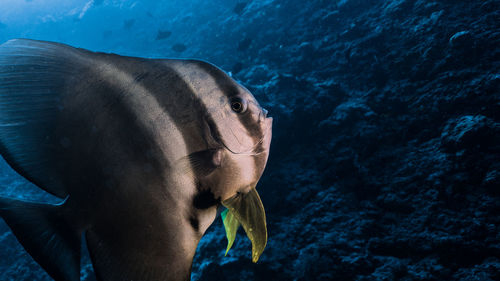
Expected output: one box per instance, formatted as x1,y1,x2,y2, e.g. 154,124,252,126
1,0,500,280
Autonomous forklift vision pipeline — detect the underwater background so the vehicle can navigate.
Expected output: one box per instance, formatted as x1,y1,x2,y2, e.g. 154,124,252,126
0,0,499,280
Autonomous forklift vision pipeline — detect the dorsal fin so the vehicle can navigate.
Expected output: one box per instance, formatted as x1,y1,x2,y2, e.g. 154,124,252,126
0,39,89,198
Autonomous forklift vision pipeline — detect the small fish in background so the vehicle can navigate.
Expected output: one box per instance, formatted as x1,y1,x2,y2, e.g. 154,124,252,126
0,38,272,281
232,62,244,74
238,36,252,51
233,2,248,15
102,30,112,39
172,43,187,53
123,19,135,30
156,30,172,40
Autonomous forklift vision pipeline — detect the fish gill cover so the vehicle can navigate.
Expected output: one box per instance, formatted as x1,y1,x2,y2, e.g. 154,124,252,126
0,0,499,280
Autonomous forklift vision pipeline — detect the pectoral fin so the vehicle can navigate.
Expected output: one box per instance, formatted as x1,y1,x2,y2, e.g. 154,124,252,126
222,188,267,263
177,149,222,177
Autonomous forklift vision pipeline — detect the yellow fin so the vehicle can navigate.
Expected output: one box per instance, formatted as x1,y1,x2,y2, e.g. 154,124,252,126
221,208,240,255
222,188,267,263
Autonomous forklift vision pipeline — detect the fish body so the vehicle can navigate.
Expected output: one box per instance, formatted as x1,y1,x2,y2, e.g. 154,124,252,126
0,39,272,281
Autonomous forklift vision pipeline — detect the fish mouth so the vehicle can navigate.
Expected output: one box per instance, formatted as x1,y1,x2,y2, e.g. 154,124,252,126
221,187,267,263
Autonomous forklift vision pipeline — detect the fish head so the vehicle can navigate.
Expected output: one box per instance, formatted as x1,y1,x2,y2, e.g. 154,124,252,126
203,79,273,201
170,60,273,262
190,63,272,262
209,84,272,158
201,87,272,262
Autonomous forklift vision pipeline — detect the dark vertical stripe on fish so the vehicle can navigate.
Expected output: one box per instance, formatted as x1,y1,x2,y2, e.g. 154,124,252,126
190,60,264,151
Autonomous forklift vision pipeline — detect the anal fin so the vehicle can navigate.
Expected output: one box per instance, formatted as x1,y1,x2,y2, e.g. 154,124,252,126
0,197,81,281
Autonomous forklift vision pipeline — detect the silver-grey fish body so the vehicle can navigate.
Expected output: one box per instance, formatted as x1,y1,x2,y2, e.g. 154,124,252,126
0,39,272,281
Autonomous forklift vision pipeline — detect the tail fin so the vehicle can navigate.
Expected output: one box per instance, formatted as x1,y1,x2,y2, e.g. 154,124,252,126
0,197,81,281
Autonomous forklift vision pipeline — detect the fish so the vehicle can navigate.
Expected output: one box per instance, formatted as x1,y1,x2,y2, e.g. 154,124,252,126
237,37,252,51
0,39,272,281
123,19,135,30
232,62,244,74
233,2,248,15
172,43,187,53
102,30,112,39
156,30,172,40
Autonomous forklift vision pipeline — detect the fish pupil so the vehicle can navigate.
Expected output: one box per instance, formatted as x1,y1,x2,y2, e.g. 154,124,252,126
231,101,243,112
230,97,247,113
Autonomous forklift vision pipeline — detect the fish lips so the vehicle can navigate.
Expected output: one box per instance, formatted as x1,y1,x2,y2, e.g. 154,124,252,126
221,187,267,263
258,117,272,154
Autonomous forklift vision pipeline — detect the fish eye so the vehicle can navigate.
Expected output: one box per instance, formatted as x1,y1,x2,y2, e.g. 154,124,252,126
230,97,247,113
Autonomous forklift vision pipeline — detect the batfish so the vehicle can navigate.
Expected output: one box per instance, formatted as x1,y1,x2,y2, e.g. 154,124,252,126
0,39,272,281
